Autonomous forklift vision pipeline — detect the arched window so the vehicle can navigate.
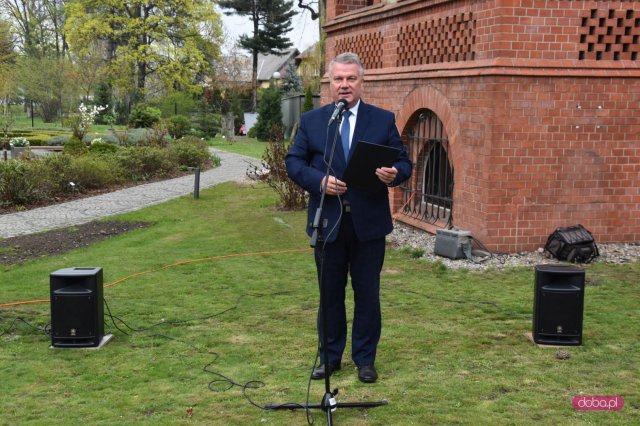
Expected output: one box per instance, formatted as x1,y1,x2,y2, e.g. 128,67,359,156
400,110,454,227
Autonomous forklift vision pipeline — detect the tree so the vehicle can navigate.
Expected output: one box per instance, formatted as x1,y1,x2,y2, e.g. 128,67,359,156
280,60,302,95
302,86,314,113
254,84,282,141
0,18,17,113
230,93,244,134
219,0,296,111
17,56,78,122
93,81,112,124
68,48,110,102
210,45,252,117
0,18,15,62
0,0,68,57
295,0,324,78
296,0,319,20
213,45,252,93
65,0,223,97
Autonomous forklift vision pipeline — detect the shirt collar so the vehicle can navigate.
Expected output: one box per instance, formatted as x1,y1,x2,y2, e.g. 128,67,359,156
347,100,361,118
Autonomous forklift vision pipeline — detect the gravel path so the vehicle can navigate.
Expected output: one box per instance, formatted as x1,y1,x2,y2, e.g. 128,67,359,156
0,149,260,238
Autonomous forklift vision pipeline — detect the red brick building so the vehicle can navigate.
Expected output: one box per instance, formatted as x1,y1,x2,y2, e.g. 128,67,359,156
322,0,640,252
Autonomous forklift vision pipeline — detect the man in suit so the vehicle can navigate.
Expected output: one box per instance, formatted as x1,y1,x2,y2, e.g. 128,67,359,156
285,52,412,383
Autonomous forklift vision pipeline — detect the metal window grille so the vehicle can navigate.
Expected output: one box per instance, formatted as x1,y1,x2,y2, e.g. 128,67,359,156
400,110,454,227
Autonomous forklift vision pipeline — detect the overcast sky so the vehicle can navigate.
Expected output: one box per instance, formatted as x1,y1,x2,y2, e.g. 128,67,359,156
218,7,320,54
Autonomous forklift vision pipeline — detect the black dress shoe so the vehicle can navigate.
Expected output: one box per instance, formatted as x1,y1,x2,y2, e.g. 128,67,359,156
311,363,340,380
357,365,378,383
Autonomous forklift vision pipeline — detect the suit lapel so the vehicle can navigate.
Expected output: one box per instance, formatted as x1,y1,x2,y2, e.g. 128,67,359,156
348,101,371,161
321,104,346,168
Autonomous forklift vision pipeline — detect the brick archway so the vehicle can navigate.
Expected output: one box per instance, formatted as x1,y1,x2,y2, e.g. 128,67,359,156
395,86,462,230
396,85,461,170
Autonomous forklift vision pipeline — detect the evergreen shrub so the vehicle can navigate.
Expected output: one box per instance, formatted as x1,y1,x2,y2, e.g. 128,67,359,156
168,115,191,139
115,146,175,181
197,113,222,138
66,155,124,189
302,87,315,113
0,160,38,206
89,138,120,155
170,136,211,168
129,105,162,128
35,154,74,196
254,85,283,141
63,136,89,156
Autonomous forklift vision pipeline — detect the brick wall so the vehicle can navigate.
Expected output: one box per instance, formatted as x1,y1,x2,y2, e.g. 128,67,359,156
323,0,640,251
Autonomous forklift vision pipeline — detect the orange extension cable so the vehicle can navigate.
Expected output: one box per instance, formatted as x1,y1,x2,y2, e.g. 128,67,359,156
0,248,311,308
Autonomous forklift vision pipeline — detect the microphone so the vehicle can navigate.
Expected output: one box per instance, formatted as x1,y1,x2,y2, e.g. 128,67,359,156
328,99,348,127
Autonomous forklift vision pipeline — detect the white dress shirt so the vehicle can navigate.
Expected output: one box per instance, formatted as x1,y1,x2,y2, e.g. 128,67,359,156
339,100,360,149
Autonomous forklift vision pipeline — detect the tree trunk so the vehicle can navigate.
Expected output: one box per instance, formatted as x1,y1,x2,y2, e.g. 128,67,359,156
135,5,146,94
251,50,258,112
251,9,259,112
138,61,146,92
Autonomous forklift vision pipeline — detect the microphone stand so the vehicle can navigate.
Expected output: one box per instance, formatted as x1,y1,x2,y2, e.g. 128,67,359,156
265,111,388,424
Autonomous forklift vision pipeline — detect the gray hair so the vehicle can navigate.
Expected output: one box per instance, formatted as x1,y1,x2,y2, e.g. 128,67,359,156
328,52,365,79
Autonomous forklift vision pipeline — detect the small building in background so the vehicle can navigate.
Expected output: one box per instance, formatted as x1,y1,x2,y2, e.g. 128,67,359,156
257,49,300,88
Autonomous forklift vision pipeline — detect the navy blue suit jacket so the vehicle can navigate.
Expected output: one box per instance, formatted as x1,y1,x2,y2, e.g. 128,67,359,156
286,101,412,243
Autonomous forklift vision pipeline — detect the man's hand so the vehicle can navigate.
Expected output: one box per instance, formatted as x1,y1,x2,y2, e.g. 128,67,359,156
376,166,398,185
321,175,347,196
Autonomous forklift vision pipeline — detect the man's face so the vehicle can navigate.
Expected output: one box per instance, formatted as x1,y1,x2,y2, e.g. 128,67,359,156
329,62,363,109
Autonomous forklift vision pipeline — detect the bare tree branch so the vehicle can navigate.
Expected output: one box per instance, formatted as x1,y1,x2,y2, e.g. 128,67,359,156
297,0,318,20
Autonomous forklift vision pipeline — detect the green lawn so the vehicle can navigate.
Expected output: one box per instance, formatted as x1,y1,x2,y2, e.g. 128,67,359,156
4,108,126,146
1,182,638,425
7,107,121,133
208,136,267,159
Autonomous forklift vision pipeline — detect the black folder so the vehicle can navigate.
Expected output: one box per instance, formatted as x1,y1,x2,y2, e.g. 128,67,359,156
342,141,401,191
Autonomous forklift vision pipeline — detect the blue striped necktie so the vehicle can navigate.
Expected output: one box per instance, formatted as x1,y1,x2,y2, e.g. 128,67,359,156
341,110,352,160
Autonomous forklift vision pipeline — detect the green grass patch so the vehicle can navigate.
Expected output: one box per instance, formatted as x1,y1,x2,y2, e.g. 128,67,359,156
4,111,128,146
1,182,638,425
8,107,126,134
208,136,267,159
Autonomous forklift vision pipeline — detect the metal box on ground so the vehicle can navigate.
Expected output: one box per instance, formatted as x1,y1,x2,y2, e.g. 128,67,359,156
434,229,472,259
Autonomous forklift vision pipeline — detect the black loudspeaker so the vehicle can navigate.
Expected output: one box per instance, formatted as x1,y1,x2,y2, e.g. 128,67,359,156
532,264,585,346
50,267,104,348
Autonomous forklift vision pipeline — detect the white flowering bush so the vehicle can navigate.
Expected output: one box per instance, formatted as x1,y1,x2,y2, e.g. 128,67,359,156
68,103,108,140
9,137,30,148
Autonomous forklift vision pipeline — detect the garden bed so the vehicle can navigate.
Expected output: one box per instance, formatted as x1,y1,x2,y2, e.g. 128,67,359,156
0,221,150,265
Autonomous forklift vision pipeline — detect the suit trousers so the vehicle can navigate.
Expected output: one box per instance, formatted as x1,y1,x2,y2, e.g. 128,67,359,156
314,211,385,368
